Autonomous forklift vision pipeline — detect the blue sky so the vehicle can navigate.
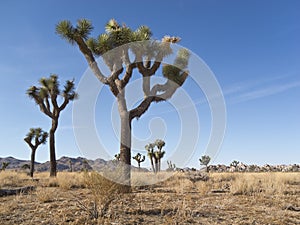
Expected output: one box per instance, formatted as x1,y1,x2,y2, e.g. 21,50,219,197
0,0,299,169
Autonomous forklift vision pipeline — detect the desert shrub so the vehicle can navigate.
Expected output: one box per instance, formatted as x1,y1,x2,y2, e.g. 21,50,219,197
36,187,57,203
78,171,127,220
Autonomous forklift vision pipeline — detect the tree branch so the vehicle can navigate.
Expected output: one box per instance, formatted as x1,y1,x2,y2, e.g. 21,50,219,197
74,36,108,84
129,71,188,120
121,63,136,88
45,98,51,113
59,97,69,112
24,138,35,150
38,101,54,119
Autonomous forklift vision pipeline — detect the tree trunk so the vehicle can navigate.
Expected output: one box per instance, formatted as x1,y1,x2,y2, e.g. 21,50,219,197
159,160,161,172
150,158,155,173
49,119,58,177
119,113,131,189
30,149,36,178
154,158,159,174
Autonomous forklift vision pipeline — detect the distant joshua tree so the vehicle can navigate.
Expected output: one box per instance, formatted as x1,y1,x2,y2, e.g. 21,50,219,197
132,153,145,170
155,139,166,172
230,160,239,168
24,128,48,177
167,160,176,171
27,75,77,177
145,143,156,173
69,159,73,172
146,139,166,173
199,155,211,172
1,162,10,171
83,159,89,171
21,164,31,170
114,153,121,161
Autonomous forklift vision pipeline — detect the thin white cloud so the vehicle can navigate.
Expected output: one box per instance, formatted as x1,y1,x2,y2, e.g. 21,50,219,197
231,81,300,104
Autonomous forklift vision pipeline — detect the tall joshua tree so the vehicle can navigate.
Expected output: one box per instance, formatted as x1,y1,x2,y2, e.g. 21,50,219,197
27,75,77,177
56,19,190,186
132,153,145,170
24,128,48,177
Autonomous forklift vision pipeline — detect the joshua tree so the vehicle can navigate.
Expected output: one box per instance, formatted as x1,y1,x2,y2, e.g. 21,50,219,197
154,139,166,171
132,153,145,170
199,155,211,173
145,143,156,173
167,160,176,171
230,160,239,168
56,19,190,187
24,128,48,177
154,150,165,172
21,164,31,170
69,159,73,172
146,141,165,173
27,75,77,177
114,153,121,161
1,162,10,171
230,160,240,172
83,159,89,171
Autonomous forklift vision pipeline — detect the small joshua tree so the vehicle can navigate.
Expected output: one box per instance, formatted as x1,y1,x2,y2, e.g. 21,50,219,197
146,141,166,173
199,155,211,173
155,139,165,172
27,75,77,177
1,162,10,171
114,153,121,161
24,128,48,177
230,160,239,168
167,160,176,171
132,153,145,170
21,164,31,170
83,159,90,171
69,159,73,172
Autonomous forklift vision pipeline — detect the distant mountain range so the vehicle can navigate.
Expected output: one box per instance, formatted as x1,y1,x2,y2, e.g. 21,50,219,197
1,156,299,173
0,156,147,172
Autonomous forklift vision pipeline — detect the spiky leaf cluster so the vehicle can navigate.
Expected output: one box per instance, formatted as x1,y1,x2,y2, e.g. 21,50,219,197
24,128,48,146
155,139,165,150
163,48,190,85
27,75,77,112
56,19,93,44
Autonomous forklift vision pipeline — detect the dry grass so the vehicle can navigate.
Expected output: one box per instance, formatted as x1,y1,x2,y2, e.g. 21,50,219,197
36,187,57,203
0,171,30,187
0,171,299,224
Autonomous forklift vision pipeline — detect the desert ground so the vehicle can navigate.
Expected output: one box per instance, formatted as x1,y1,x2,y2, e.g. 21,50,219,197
0,171,299,225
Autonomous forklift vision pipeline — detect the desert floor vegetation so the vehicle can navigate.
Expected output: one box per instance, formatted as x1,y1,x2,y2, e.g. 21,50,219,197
0,171,299,224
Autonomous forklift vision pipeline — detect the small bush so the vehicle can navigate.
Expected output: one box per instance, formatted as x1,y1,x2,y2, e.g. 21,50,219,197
36,187,56,203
